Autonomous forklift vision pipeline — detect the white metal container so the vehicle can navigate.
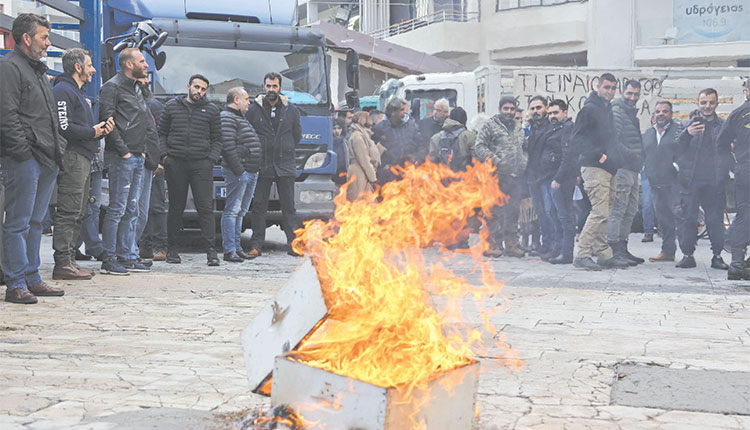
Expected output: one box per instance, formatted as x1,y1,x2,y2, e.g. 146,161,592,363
271,356,479,430
241,258,328,393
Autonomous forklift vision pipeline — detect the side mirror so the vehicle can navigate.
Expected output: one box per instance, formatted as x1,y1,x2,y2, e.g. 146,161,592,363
153,51,167,70
345,90,360,111
345,49,359,91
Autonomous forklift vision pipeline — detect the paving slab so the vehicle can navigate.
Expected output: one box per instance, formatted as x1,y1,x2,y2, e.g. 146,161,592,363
0,230,748,429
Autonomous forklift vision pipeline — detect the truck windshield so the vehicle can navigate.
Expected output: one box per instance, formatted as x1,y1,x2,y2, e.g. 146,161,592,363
154,45,328,105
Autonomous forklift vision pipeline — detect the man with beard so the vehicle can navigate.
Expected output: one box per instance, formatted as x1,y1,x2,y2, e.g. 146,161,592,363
718,80,750,280
544,99,576,264
571,73,628,271
52,48,113,281
159,74,222,266
607,80,645,267
643,101,681,263
372,97,421,184
474,97,527,258
99,48,163,275
525,96,560,259
0,14,66,303
674,88,730,270
245,72,302,258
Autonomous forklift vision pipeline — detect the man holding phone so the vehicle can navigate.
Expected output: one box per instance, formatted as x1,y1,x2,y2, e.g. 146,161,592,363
674,88,730,270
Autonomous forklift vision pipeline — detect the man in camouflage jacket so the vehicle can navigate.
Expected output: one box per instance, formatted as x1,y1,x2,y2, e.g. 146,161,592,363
474,96,528,258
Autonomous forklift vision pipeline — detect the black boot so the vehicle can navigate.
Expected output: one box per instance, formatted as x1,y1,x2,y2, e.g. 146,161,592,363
207,248,220,266
623,240,645,264
711,255,729,270
609,242,636,267
676,255,696,268
728,260,750,280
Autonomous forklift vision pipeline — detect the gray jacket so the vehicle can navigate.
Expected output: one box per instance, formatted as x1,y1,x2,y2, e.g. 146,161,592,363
0,47,64,169
611,98,643,173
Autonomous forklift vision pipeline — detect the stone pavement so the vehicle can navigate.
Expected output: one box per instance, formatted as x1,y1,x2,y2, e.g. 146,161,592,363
0,230,748,429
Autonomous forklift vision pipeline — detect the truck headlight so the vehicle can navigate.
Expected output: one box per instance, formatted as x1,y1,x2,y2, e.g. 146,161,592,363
303,153,327,170
300,190,334,203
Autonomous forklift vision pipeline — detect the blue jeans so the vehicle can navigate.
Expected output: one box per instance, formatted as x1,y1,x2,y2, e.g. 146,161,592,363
131,168,153,259
529,182,557,253
102,154,145,261
2,157,59,291
76,170,104,257
641,173,655,234
551,180,576,258
221,170,258,253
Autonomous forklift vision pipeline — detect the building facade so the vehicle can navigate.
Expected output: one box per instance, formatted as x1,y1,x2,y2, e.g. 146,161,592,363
354,0,750,69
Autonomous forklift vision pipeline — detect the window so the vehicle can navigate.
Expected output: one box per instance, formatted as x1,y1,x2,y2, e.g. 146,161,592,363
497,0,583,12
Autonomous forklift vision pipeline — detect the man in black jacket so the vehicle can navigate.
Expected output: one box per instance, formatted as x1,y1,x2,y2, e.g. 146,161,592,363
52,48,113,281
245,72,302,257
373,97,422,184
571,73,629,271
220,87,261,262
159,74,222,266
0,13,66,303
544,99,576,264
525,96,559,259
607,80,645,266
643,101,681,263
719,80,750,280
99,48,161,275
674,88,730,270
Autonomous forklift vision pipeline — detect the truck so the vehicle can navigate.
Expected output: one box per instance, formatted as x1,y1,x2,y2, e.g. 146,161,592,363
379,65,750,130
1,0,359,229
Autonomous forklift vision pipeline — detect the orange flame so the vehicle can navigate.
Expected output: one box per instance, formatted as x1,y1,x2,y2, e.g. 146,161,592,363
290,159,523,395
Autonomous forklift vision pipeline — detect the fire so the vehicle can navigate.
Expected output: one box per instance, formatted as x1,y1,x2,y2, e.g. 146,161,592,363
249,404,305,430
290,159,523,395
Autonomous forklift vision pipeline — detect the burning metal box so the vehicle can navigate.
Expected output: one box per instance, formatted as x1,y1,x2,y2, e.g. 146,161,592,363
241,259,328,393
271,356,479,430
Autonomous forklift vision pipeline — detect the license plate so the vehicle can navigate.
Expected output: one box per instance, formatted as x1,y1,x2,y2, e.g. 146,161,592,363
216,186,226,198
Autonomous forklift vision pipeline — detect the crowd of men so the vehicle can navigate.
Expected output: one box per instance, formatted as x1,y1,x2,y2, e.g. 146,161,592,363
1,13,749,306
0,14,300,304
333,73,750,282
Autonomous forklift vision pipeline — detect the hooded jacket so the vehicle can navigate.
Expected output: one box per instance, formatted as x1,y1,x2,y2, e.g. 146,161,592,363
570,91,619,175
220,106,261,175
428,118,476,171
245,94,302,177
159,95,222,163
0,46,64,169
473,115,527,178
52,73,98,160
611,97,644,173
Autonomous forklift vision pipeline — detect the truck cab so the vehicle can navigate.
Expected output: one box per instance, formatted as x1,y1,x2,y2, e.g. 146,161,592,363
101,0,351,228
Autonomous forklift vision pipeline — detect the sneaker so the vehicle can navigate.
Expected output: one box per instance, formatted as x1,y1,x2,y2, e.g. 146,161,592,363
122,260,151,273
224,251,244,262
166,250,181,264
641,234,654,243
75,249,93,261
728,262,750,280
100,259,130,276
137,257,153,268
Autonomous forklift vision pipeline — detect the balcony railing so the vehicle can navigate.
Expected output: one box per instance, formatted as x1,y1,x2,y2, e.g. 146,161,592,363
367,9,479,40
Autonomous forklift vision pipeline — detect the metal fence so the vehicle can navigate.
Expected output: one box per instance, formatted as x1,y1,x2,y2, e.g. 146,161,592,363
496,0,585,12
367,9,479,40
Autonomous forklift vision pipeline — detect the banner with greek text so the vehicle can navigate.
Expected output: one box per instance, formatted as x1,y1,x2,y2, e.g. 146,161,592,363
674,0,749,44
512,70,668,130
